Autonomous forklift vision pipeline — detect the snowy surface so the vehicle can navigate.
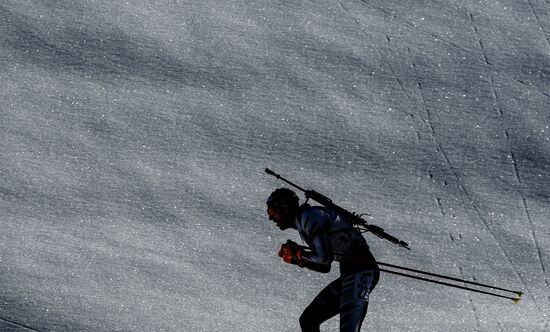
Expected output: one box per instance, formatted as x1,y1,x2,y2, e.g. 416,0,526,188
1,0,549,331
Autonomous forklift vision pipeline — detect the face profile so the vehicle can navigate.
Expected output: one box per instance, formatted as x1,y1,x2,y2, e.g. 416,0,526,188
267,206,294,230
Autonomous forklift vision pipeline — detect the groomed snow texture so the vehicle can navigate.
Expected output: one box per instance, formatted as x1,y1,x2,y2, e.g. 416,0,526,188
1,0,549,331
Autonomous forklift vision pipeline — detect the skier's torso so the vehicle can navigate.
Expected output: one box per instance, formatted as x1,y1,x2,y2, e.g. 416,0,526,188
296,205,378,275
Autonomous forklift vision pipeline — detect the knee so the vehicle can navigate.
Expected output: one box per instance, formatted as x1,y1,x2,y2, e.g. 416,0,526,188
299,310,320,332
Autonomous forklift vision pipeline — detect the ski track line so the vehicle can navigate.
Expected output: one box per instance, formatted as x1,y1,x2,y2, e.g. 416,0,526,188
395,42,435,133
520,194,548,315
454,232,489,331
404,46,431,128
489,76,504,117
416,81,436,137
339,3,514,325
401,46,447,149
384,62,423,122
507,113,550,329
482,31,550,316
469,13,493,66
0,316,42,332
391,11,539,313
357,0,469,54
516,182,549,327
436,197,446,216
337,0,548,319
335,0,426,133
457,266,483,332
469,11,548,314
493,74,546,282
438,143,546,317
337,5,484,326
387,65,428,130
526,0,550,48
339,0,435,142
381,56,430,135
358,0,550,104
384,15,498,299
521,195,547,276
512,78,550,99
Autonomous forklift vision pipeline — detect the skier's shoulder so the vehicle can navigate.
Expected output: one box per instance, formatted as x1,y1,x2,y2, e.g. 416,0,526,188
299,204,328,220
298,204,330,235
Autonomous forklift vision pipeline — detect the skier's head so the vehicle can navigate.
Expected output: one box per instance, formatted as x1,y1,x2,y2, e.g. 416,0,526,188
266,188,299,230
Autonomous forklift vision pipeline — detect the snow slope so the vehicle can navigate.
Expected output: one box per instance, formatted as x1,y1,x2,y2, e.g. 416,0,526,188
1,0,549,331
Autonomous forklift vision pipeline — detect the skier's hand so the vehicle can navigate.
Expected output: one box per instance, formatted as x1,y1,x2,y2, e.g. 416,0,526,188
278,241,303,265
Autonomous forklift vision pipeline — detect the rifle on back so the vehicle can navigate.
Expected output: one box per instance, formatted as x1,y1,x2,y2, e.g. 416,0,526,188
265,168,410,250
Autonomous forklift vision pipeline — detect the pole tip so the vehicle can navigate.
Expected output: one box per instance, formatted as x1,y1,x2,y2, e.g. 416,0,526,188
512,291,523,304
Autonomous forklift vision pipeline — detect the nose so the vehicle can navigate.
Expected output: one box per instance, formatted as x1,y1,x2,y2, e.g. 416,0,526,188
267,207,276,220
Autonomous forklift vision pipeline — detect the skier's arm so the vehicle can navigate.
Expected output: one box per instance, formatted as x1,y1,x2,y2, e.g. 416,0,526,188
300,231,333,273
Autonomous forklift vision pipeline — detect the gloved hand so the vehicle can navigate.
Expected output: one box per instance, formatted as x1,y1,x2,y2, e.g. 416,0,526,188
278,240,303,265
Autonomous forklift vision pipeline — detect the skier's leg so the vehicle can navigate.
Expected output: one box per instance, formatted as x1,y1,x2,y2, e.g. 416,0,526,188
299,277,342,332
339,269,379,332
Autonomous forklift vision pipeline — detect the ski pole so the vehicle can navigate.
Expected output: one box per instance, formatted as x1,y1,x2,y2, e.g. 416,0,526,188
288,240,523,303
290,240,522,297
376,260,522,296
287,240,522,302
339,254,523,299
379,267,522,303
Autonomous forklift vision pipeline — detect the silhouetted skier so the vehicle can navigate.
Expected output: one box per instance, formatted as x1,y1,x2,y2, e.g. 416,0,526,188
266,188,380,332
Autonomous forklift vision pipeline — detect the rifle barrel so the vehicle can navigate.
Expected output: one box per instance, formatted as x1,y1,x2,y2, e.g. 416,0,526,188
265,168,306,192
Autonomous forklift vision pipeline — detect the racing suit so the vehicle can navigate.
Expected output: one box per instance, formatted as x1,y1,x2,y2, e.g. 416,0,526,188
296,204,380,332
